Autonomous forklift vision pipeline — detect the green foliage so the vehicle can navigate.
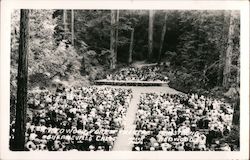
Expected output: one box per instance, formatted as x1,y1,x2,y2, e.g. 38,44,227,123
159,10,240,91
11,10,56,74
73,10,111,53
11,9,240,93
224,124,240,149
11,10,82,90
53,10,240,91
167,69,203,93
53,10,148,63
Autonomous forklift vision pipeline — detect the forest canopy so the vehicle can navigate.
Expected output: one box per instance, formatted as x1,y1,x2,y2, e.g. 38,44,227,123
11,9,240,94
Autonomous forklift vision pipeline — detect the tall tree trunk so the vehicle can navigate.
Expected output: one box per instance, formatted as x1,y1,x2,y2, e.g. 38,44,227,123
63,10,68,39
158,13,167,63
236,52,240,85
13,9,29,151
148,10,154,61
128,28,134,64
223,11,236,88
110,10,116,69
71,10,74,46
114,10,119,56
217,11,227,86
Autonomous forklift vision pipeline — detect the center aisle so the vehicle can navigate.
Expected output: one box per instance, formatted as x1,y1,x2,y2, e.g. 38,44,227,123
113,88,141,151
94,85,181,151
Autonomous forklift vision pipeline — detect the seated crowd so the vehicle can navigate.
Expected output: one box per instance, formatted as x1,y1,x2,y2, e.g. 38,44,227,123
10,87,132,151
133,93,234,151
106,66,169,82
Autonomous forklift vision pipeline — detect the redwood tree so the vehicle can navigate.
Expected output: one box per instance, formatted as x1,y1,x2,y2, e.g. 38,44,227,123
71,10,74,45
110,10,117,69
63,9,68,39
128,28,134,64
115,10,119,57
158,13,168,63
217,11,227,86
223,11,236,88
148,10,154,61
13,9,30,151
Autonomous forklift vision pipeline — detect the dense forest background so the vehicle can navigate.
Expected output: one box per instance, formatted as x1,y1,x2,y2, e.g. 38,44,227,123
11,9,240,96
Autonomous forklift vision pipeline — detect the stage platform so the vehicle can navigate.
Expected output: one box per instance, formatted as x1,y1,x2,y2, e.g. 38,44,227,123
94,79,169,86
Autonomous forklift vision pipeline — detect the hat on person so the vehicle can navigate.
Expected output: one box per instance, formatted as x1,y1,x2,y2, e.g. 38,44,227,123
26,141,36,151
29,133,37,141
54,140,60,150
40,119,46,124
215,140,220,144
65,135,71,142
150,147,155,151
135,146,140,151
153,143,159,147
89,145,95,150
42,135,47,140
39,144,47,150
97,146,103,150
